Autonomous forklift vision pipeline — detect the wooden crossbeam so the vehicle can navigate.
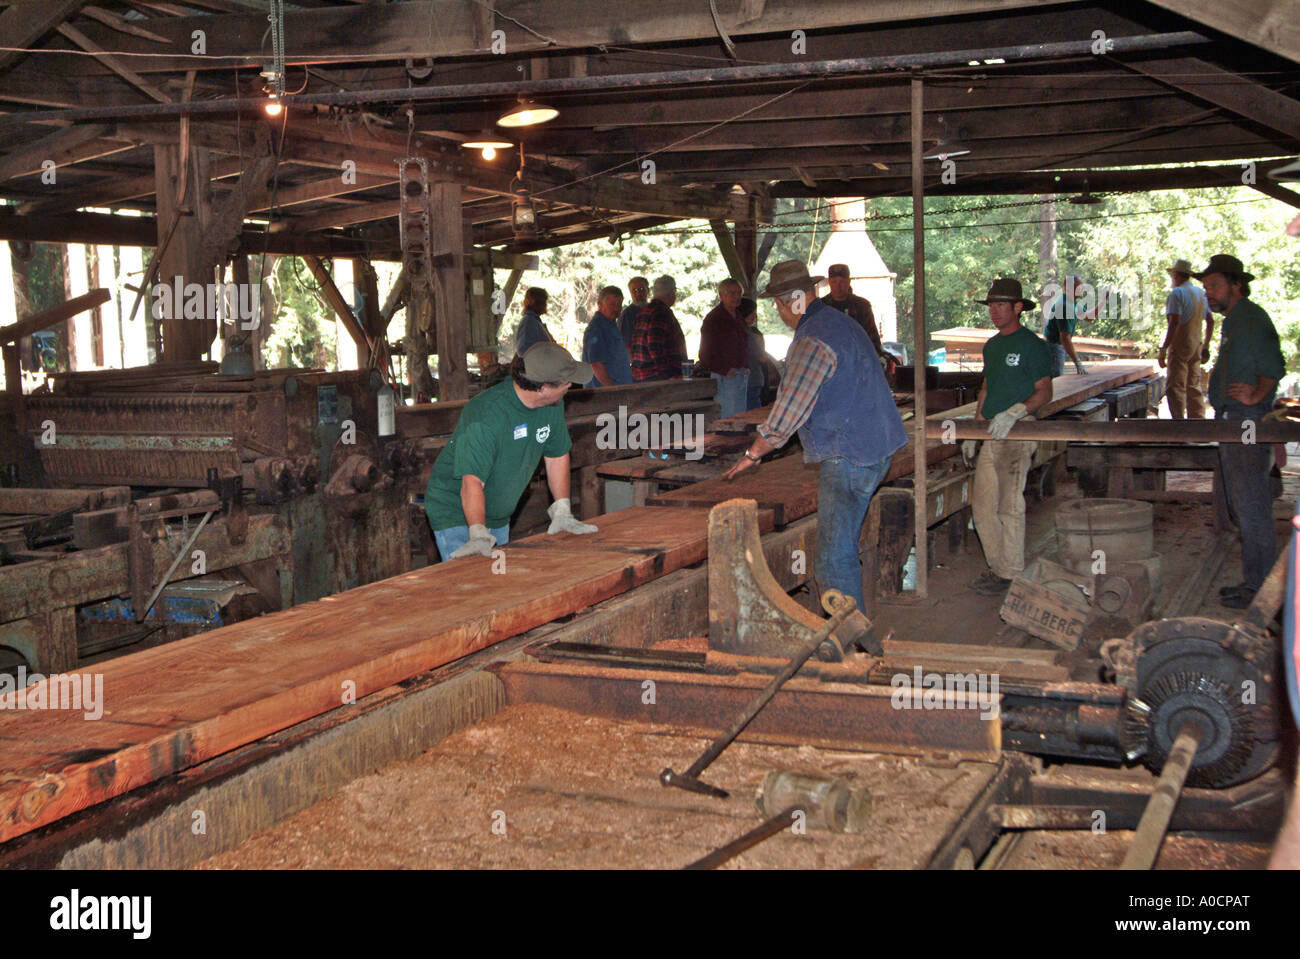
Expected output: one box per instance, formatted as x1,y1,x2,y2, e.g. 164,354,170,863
0,0,87,72
0,288,110,344
1145,0,1300,63
56,21,170,103
28,0,1065,76
303,254,371,364
1124,57,1300,143
0,123,128,183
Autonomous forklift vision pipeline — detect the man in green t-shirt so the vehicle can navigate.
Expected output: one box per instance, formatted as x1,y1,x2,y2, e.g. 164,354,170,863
1042,274,1096,377
1199,254,1286,608
965,278,1054,596
425,342,599,561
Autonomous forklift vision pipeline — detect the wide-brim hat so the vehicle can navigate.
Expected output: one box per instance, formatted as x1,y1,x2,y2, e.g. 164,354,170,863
1194,253,1254,283
759,259,824,298
975,277,1035,311
1167,258,1194,275
522,341,593,385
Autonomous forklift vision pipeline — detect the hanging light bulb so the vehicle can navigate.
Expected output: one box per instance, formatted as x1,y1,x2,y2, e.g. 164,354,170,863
462,131,513,162
264,94,283,117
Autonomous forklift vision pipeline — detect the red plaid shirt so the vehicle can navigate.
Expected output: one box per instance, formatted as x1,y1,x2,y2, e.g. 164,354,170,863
629,300,687,381
757,335,837,448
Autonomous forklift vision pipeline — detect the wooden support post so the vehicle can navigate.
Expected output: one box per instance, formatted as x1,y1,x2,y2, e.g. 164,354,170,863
735,201,758,296
430,182,468,401
41,607,78,674
910,74,928,598
152,140,214,363
709,218,748,290
354,257,383,340
303,255,372,367
2,343,21,429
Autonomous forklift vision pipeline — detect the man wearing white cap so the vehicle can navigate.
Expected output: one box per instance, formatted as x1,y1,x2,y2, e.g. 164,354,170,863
424,342,598,561
1157,258,1211,419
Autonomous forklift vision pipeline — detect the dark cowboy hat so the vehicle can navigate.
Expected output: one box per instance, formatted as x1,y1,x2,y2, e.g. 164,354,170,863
1194,253,1254,283
759,259,825,298
975,277,1035,311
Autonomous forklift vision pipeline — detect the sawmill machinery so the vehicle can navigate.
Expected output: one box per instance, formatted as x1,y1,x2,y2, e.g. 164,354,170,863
506,500,1283,791
0,365,418,674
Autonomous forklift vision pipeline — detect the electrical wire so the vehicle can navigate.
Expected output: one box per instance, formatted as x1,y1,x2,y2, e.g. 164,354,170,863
630,194,1272,237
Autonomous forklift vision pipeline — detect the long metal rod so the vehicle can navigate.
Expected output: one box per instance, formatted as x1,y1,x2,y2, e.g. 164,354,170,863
684,807,800,870
661,591,856,797
1,32,1207,128
928,418,1300,443
139,509,213,622
911,73,927,599
1120,722,1202,870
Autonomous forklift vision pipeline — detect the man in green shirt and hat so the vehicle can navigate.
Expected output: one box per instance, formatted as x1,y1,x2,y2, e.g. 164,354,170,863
425,342,599,561
965,278,1054,596
1199,254,1286,608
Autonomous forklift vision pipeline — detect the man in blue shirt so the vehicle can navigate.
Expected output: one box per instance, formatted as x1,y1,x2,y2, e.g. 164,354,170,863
723,260,906,619
618,276,649,344
582,286,634,388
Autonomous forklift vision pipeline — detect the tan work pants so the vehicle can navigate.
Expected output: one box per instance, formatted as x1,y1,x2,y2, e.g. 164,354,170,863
1165,320,1205,419
972,438,1037,580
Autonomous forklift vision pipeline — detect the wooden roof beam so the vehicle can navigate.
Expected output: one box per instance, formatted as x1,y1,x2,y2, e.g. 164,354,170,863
1123,56,1300,143
0,122,133,183
0,0,87,72
28,0,1070,75
1144,0,1299,63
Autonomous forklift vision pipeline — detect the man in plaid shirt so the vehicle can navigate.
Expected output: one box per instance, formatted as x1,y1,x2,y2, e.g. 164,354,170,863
629,275,688,381
724,260,906,619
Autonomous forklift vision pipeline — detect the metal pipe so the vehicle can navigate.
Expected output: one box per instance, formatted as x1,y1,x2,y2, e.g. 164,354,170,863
138,509,213,622
0,32,1208,128
1244,545,1289,632
660,590,856,798
684,807,801,870
911,72,928,599
1120,722,1202,870
926,418,1300,443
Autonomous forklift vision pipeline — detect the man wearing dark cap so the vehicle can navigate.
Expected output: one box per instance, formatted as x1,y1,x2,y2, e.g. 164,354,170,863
724,260,906,617
820,263,884,358
1199,254,1286,608
965,278,1053,596
424,342,598,561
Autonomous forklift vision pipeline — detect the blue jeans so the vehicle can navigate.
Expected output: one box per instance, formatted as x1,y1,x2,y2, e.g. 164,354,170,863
711,370,750,419
1217,402,1275,589
1049,343,1067,378
434,523,510,562
815,455,891,615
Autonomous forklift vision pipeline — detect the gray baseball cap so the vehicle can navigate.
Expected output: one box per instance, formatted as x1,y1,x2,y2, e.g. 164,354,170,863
522,341,593,385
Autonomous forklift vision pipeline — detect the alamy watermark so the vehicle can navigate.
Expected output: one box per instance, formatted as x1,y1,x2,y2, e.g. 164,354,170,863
0,667,103,720
595,405,706,460
151,277,260,329
890,666,1000,720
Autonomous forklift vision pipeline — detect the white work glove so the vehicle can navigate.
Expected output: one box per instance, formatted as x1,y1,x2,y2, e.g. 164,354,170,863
547,498,598,535
448,523,495,559
1073,359,1089,375
961,439,980,465
988,402,1028,440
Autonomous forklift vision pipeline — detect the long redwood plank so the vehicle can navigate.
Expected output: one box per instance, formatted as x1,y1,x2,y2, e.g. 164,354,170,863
0,506,712,843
